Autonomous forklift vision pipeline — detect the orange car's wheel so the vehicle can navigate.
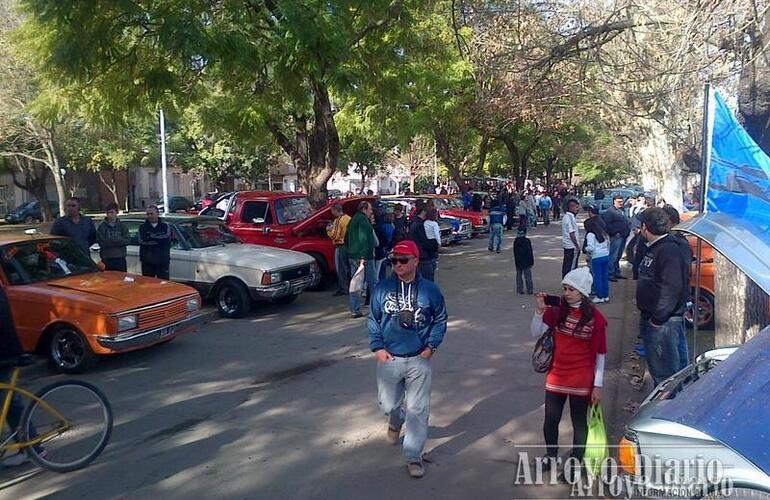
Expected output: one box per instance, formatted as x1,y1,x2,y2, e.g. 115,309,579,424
48,326,96,373
685,288,715,331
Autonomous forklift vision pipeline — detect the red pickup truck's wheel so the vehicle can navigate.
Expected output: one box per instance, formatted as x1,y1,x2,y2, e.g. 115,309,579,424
306,253,328,291
215,279,251,318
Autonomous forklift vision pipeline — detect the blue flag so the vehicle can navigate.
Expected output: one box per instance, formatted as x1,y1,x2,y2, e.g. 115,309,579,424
707,92,770,235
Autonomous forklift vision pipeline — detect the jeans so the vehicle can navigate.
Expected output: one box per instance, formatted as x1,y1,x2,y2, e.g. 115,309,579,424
543,391,589,460
373,258,387,285
677,321,690,370
377,356,432,463
590,255,609,299
562,248,578,278
516,266,533,294
102,257,127,272
348,258,376,314
542,210,550,225
418,260,435,281
488,223,503,252
334,245,350,293
608,236,625,278
640,315,682,386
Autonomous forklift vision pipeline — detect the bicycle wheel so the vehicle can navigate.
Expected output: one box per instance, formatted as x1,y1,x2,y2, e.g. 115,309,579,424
20,380,113,473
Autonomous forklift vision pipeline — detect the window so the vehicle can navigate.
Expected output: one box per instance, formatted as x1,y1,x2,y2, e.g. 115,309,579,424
240,201,271,224
1,239,98,285
125,221,143,246
275,197,312,224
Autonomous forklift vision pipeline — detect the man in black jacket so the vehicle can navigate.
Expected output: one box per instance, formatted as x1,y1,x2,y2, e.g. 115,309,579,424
408,205,439,281
636,207,688,385
138,205,172,279
662,205,693,371
601,195,631,281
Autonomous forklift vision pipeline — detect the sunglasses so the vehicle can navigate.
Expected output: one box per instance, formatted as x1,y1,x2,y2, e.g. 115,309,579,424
389,256,413,265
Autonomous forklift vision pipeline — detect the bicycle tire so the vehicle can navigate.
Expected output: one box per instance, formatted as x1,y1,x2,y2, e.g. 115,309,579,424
20,380,113,473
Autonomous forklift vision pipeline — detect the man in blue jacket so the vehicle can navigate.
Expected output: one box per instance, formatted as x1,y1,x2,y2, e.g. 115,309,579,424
368,240,448,479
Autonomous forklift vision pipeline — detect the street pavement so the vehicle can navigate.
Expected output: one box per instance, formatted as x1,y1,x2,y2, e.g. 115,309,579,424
2,221,635,500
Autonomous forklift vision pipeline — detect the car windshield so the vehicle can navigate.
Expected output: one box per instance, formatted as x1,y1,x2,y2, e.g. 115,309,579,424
175,221,240,248
275,197,313,224
0,238,98,285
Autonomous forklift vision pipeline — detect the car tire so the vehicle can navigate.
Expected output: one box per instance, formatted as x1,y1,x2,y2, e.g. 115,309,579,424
685,288,715,330
215,279,251,319
306,253,328,291
48,326,97,374
704,487,770,498
272,294,299,306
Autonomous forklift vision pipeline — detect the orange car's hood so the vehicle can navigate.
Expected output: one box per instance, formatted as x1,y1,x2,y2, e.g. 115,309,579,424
44,272,195,304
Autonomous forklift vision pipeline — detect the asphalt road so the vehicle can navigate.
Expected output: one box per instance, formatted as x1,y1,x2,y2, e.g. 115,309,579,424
2,223,597,500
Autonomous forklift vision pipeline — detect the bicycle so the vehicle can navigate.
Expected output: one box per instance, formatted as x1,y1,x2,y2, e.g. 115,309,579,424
1,355,113,473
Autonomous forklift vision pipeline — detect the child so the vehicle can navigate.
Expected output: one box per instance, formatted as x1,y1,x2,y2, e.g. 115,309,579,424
513,228,534,294
585,217,610,303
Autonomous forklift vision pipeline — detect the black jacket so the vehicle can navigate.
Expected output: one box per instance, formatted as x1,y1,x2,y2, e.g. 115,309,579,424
636,235,690,325
409,217,438,261
513,237,534,269
139,220,172,266
601,206,630,239
0,286,23,363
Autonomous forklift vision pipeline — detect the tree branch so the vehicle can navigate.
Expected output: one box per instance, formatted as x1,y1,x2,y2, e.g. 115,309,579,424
0,151,51,166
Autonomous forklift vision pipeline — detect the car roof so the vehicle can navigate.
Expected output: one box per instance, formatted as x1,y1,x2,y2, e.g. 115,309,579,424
234,191,305,200
0,234,64,246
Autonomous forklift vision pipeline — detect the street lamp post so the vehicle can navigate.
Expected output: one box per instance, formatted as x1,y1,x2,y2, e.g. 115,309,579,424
159,109,170,215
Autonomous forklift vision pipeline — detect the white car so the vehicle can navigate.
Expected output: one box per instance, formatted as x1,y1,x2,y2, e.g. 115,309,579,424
92,215,320,318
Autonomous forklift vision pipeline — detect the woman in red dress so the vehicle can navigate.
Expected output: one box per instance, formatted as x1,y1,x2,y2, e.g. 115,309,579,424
530,266,607,474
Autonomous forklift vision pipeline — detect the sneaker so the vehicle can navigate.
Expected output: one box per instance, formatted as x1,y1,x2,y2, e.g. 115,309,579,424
602,297,610,303
592,297,604,304
527,291,534,295
518,291,525,295
616,275,628,280
2,452,30,467
537,456,557,473
350,312,363,318
386,425,401,445
407,461,425,478
332,290,347,297
609,277,618,282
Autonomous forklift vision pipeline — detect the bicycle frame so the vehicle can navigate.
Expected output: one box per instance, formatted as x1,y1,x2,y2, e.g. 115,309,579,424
1,368,72,454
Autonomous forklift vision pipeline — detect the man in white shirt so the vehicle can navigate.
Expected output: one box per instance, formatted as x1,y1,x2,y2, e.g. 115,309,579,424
561,199,581,277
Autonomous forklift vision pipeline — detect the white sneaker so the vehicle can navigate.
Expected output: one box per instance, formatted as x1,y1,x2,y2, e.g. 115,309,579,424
592,297,603,304
2,452,30,467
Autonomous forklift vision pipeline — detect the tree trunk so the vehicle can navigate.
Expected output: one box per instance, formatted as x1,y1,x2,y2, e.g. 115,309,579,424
635,119,684,210
545,155,557,187
8,158,53,221
714,252,770,346
99,171,121,208
500,137,524,189
434,128,463,187
476,132,490,176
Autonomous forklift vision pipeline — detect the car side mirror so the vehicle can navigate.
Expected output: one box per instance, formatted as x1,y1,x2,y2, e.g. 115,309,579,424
252,218,265,224
263,226,271,235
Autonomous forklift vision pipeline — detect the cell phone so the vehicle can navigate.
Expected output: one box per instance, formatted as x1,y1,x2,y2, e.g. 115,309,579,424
544,294,561,307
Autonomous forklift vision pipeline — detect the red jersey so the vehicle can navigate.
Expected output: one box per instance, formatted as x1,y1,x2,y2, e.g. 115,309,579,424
542,305,607,396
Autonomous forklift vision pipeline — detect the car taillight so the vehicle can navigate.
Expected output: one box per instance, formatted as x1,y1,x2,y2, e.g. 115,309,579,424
619,436,638,475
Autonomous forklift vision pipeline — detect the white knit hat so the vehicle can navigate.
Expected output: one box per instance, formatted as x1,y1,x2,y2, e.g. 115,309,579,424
562,267,593,298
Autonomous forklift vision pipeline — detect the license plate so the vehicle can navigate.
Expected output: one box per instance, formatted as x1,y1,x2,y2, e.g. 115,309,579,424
159,327,175,338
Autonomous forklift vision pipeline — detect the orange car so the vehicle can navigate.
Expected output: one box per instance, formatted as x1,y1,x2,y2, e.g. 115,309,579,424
685,235,715,330
0,234,205,373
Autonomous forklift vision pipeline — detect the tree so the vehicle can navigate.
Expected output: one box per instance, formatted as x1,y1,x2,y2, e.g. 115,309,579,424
384,136,435,194
0,155,52,220
0,0,67,214
20,0,433,208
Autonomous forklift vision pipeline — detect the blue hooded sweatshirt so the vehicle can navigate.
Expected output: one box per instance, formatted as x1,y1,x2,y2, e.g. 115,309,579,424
368,275,448,356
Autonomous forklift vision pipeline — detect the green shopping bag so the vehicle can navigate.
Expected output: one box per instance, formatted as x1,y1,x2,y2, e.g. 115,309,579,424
584,404,609,476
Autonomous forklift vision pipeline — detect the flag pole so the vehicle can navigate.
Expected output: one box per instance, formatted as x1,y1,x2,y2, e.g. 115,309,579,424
692,82,711,362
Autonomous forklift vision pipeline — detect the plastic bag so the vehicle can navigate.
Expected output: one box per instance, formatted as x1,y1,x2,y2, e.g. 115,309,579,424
349,262,366,294
584,404,609,476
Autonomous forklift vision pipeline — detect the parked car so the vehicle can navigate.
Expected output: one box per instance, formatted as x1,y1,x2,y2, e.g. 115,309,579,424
199,191,374,282
382,199,470,244
0,233,204,373
619,329,770,497
156,196,194,213
92,215,320,318
396,194,489,235
4,199,59,224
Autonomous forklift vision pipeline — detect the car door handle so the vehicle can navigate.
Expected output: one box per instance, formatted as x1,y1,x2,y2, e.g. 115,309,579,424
274,238,287,244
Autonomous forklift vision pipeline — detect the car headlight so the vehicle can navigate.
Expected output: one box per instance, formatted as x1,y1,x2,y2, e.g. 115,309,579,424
117,315,138,332
186,297,200,312
310,262,319,273
261,272,282,285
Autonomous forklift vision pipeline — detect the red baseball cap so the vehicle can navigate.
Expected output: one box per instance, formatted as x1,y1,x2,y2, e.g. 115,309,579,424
390,240,420,258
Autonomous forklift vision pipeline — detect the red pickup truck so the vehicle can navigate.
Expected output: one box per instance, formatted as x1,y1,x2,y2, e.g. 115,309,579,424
200,192,374,280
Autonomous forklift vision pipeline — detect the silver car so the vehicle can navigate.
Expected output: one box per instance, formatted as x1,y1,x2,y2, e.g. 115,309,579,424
619,328,770,498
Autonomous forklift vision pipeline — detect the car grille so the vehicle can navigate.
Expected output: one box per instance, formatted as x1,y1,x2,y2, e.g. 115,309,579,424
460,221,471,232
138,298,189,330
281,265,312,282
